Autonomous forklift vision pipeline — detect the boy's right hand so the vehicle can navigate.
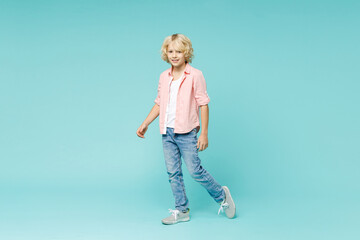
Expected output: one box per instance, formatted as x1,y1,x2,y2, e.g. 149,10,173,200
136,123,148,138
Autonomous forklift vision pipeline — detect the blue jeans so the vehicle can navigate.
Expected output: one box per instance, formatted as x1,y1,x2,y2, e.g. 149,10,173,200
162,127,225,212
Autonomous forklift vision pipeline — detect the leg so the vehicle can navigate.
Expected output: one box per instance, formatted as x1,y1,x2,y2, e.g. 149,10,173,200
175,128,225,203
162,127,189,212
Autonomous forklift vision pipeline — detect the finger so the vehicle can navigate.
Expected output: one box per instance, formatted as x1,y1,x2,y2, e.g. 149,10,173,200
136,130,145,138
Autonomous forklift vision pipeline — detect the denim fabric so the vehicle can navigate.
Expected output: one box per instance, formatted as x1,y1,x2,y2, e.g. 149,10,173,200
162,127,225,212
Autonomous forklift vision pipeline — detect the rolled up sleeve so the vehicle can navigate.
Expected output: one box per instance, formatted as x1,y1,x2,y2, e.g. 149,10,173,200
154,76,161,106
194,71,210,106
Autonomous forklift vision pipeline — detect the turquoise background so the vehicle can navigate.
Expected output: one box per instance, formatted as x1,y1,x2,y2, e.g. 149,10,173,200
1,0,359,239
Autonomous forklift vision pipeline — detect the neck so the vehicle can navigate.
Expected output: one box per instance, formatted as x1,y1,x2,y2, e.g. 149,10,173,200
171,62,187,75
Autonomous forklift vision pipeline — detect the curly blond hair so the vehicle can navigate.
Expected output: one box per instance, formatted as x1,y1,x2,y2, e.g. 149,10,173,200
160,33,194,63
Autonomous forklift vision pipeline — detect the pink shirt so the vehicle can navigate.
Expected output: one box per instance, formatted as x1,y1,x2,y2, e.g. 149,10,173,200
154,63,210,134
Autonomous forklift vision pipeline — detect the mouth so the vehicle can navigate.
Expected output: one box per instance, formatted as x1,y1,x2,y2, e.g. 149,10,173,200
171,59,179,63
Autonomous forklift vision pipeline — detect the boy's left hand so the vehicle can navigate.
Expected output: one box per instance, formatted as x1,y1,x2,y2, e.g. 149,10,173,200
197,134,208,151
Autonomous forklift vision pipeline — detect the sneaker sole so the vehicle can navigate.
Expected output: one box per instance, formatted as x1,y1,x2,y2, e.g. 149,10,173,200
223,186,236,218
161,216,190,225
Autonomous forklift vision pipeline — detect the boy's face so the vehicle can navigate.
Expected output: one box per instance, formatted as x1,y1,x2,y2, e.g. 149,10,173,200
167,42,186,68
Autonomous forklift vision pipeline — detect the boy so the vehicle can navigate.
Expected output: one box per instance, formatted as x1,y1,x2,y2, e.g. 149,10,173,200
136,33,235,224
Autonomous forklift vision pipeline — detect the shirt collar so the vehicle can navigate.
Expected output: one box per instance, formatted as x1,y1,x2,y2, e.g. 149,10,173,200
167,62,191,76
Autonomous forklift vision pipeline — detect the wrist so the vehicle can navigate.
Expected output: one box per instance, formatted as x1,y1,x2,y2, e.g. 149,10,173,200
200,130,208,136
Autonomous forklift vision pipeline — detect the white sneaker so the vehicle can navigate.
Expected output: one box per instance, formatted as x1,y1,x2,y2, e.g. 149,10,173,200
218,186,236,218
161,208,190,225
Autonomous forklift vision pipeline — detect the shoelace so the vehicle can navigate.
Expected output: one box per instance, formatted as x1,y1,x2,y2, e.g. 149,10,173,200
218,200,229,215
168,209,180,221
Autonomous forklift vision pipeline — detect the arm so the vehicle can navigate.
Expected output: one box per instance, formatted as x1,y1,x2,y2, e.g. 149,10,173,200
197,104,209,151
136,104,160,138
137,74,162,139
194,71,210,151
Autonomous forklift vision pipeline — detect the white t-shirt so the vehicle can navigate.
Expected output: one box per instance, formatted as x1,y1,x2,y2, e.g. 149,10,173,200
164,73,184,129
